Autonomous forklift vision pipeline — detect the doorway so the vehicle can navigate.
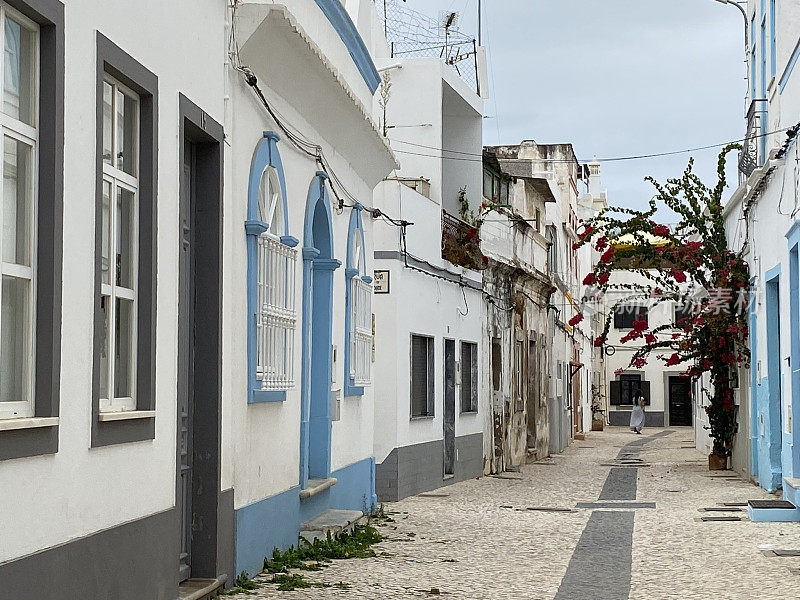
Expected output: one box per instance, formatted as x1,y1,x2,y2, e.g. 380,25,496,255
443,339,455,477
176,96,223,582
668,377,692,426
301,179,338,485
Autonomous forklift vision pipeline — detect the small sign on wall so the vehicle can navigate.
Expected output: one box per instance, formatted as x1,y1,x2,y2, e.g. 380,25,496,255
374,270,390,294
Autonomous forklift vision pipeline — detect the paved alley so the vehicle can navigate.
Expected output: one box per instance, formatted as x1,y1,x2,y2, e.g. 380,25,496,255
227,428,800,600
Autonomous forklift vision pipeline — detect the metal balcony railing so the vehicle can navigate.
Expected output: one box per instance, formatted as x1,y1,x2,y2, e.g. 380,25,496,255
739,99,768,181
441,210,485,270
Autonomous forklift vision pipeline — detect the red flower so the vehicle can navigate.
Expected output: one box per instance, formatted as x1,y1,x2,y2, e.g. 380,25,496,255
650,287,662,297
480,202,487,210
583,272,597,285
614,368,624,376
693,316,704,326
595,236,609,252
481,255,489,265
726,323,739,334
597,272,610,285
632,319,648,331
601,247,615,264
722,353,737,364
686,241,702,251
644,333,657,344
465,227,479,242
572,242,581,251
665,353,681,366
594,336,606,347
632,357,647,368
672,333,681,339
580,225,594,240
671,268,687,283
568,313,584,327
653,224,670,237
722,397,734,411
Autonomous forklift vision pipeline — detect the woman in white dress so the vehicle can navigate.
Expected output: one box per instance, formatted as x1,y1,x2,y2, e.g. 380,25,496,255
629,391,645,434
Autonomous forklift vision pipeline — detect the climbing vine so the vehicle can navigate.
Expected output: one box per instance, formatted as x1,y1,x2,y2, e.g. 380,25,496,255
574,145,750,458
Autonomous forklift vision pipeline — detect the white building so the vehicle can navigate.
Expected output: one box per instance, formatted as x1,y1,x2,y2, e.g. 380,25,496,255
717,0,800,511
0,0,396,596
601,270,694,429
371,6,487,499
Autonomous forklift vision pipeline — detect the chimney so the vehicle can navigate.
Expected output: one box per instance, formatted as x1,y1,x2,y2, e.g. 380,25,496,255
589,156,602,198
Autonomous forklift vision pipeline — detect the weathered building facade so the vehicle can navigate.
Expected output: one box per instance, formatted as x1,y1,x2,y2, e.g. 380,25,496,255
480,145,556,471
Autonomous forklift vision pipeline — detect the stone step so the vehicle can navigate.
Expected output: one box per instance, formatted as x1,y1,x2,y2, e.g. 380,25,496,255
177,577,226,600
299,509,364,544
747,499,800,522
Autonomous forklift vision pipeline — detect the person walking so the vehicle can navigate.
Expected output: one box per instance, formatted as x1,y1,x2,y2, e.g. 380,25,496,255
630,390,645,434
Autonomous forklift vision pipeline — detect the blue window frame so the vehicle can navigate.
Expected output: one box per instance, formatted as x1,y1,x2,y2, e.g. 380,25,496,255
751,14,757,101
245,131,299,403
770,0,776,79
343,204,372,396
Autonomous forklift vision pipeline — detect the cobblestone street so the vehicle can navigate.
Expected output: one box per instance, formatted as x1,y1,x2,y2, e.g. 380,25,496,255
227,428,800,599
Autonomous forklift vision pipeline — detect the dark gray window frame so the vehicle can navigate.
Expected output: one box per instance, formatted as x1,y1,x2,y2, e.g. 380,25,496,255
460,340,478,413
0,0,64,462
91,33,158,447
410,333,435,418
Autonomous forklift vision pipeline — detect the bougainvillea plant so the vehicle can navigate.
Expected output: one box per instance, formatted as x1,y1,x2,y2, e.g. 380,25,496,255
574,145,749,459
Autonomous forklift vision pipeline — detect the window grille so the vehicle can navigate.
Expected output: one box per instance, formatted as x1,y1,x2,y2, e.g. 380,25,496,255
256,234,296,390
350,275,372,385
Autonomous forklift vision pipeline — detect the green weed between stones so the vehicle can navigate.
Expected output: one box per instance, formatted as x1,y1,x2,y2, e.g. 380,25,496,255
264,524,382,574
269,573,331,591
222,571,260,595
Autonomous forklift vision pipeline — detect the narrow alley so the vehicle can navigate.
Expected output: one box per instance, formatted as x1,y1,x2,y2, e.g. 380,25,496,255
226,428,798,600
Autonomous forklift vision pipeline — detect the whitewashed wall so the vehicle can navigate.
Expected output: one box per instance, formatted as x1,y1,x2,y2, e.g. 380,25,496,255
0,0,226,563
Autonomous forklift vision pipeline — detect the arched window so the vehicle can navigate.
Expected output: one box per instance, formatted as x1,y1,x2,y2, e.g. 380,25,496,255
245,132,298,403
344,205,372,396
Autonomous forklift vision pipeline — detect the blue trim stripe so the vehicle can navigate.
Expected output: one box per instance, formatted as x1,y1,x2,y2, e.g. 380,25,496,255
779,35,800,93
312,0,381,94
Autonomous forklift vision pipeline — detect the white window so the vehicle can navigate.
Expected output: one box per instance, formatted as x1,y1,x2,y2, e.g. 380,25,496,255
0,5,37,420
256,166,296,391
350,275,372,386
99,75,138,412
349,234,372,386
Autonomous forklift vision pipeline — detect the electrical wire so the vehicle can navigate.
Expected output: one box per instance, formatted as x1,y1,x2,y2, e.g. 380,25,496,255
391,124,797,165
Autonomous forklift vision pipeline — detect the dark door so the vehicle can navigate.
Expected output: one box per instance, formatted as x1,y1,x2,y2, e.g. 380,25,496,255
668,377,692,426
526,339,537,450
177,142,196,582
443,339,455,476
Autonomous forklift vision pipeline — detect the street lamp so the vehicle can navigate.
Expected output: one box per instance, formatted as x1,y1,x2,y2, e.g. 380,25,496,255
712,0,748,52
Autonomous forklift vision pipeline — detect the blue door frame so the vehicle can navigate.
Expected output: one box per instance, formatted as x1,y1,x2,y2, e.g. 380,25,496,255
759,265,783,491
299,173,341,488
785,224,800,503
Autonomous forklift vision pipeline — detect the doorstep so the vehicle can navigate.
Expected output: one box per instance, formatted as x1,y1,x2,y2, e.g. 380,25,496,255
299,477,337,500
177,576,227,600
747,499,800,522
299,509,364,544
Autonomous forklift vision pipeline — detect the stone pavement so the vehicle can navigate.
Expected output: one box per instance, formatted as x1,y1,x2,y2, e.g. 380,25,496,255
225,428,800,599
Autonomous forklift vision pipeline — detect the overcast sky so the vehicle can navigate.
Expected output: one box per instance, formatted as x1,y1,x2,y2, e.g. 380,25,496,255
401,0,746,216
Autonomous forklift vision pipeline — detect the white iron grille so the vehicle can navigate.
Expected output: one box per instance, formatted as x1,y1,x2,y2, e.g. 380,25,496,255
351,276,372,386
256,234,297,390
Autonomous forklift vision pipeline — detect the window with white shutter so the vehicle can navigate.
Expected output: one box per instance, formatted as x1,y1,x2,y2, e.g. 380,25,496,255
344,206,372,395
245,133,298,403
255,167,296,391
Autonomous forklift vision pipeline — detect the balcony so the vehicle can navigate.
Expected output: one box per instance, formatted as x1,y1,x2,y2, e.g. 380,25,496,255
441,210,486,271
739,99,768,181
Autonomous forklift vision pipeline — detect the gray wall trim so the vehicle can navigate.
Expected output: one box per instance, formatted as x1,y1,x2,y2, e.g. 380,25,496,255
178,92,226,579
0,507,177,600
376,433,483,501
0,0,63,461
91,33,158,447
373,251,482,289
608,410,665,428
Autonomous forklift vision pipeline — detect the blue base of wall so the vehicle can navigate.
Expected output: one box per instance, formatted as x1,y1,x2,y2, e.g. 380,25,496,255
748,505,800,522
234,457,376,577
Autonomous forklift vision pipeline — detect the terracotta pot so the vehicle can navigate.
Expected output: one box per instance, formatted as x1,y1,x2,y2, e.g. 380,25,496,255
708,453,728,471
